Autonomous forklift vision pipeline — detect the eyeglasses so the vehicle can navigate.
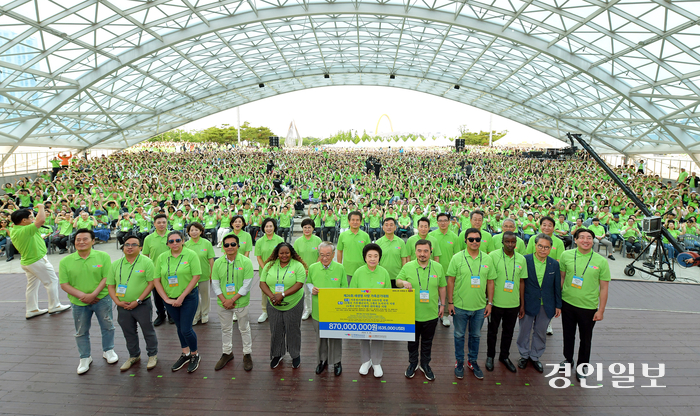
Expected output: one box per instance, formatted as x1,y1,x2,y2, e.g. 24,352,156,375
536,244,552,250
467,237,482,243
223,242,238,248
123,243,140,248
168,239,182,244
437,219,449,223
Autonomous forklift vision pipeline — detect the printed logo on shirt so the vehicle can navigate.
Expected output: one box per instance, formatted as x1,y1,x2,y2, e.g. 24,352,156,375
312,247,318,250
395,246,401,249
516,265,522,269
358,240,365,243
201,248,207,251
448,241,454,244
181,261,188,265
377,282,384,285
136,270,145,273
482,265,488,268
430,274,438,278
241,241,247,244
235,267,243,270
93,265,103,268
289,271,295,274
361,290,371,293
589,265,599,269
331,278,339,281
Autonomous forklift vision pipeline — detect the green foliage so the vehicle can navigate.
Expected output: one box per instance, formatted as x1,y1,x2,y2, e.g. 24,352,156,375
457,125,508,146
147,122,277,146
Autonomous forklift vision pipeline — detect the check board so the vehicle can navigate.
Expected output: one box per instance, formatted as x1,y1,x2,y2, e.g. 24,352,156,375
318,288,415,341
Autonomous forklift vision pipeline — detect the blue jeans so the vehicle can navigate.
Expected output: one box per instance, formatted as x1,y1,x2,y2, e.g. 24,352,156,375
164,286,199,351
610,234,622,249
523,234,533,243
453,307,485,364
664,244,677,260
72,296,115,359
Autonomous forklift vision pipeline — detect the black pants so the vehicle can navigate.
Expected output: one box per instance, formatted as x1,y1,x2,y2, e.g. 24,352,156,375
562,300,597,366
51,167,60,181
322,226,336,242
561,235,573,249
152,289,167,317
205,228,217,246
487,305,519,359
52,235,69,251
408,318,438,366
249,227,260,243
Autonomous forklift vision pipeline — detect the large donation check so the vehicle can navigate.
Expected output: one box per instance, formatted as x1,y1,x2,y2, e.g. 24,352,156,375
318,288,415,341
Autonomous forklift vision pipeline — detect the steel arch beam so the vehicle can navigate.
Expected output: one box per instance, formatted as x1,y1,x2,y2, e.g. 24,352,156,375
4,3,697,162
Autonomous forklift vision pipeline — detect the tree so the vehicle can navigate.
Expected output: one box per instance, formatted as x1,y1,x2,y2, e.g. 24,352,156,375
458,128,508,146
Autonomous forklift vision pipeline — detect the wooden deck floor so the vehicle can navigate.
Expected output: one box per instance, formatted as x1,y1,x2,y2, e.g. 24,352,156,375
0,273,699,416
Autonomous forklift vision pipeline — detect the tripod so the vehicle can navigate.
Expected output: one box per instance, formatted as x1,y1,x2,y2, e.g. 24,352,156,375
623,232,676,281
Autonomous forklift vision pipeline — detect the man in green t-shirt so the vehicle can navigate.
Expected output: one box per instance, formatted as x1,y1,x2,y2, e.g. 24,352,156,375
429,212,461,328
588,217,615,261
142,213,171,326
406,217,442,262
376,218,409,287
485,232,527,374
559,228,611,381
212,233,254,372
396,239,446,381
10,206,70,319
107,235,158,372
293,218,323,321
59,229,117,375
337,211,370,284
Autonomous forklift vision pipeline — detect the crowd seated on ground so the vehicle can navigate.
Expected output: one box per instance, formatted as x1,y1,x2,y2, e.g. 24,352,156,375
1,142,697,262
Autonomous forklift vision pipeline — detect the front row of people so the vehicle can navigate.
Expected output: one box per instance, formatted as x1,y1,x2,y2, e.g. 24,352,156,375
55,224,609,381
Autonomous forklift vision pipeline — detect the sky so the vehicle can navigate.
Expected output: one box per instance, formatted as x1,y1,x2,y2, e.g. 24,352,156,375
179,85,565,144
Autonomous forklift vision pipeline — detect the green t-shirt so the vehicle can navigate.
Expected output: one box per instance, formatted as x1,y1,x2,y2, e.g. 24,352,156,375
10,224,47,266
429,229,462,277
59,250,112,306
526,234,565,261
376,235,408,280
75,217,94,231
337,229,371,277
446,250,495,311
226,229,253,253
349,265,391,289
278,213,292,228
488,233,526,255
261,259,307,311
293,234,323,269
107,254,155,303
588,224,606,238
203,214,218,229
142,232,169,264
184,237,215,281
396,260,446,322
560,248,611,309
255,233,284,265
57,218,73,236
459,229,492,254
488,250,527,308
155,248,203,298
212,253,254,308
406,234,443,261
308,261,348,321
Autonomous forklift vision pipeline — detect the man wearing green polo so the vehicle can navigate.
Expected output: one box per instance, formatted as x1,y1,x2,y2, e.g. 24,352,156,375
142,213,171,326
293,218,323,320
59,229,117,375
406,217,442,262
488,218,526,254
459,210,492,254
396,239,446,381
376,218,409,287
429,212,461,327
337,210,370,285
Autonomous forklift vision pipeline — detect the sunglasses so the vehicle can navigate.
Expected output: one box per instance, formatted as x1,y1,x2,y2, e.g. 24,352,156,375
467,237,482,243
223,242,238,248
168,239,182,244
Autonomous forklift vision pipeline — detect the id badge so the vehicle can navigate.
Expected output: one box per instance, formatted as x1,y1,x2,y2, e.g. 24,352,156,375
168,275,179,288
571,275,583,289
504,280,515,293
225,283,236,296
470,276,481,288
275,284,285,293
116,284,127,297
419,290,429,303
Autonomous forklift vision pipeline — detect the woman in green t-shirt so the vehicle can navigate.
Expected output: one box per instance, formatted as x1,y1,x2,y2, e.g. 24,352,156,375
259,242,307,369
153,231,203,373
350,243,391,378
185,223,215,326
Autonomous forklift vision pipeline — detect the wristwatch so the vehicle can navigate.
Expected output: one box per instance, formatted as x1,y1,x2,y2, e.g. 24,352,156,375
136,299,143,305
487,301,493,306
282,292,286,298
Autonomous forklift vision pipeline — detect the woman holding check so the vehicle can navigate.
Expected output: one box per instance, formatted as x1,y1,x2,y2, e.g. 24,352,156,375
153,231,203,373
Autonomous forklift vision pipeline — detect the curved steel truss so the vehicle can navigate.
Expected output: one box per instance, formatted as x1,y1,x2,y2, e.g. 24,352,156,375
1,0,700,162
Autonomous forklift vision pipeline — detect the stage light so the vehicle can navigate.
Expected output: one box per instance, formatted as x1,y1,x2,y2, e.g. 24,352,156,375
389,74,395,79
259,83,264,88
324,74,330,79
454,85,460,90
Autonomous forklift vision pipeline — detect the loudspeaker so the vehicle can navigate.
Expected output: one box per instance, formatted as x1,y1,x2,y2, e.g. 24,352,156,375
455,138,465,152
269,136,279,148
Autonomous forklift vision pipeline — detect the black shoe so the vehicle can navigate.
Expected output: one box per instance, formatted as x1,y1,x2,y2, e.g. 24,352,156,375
153,314,166,327
292,356,301,369
517,358,528,369
531,359,544,373
608,255,615,261
58,249,66,254
168,316,175,324
215,353,233,371
485,357,494,372
171,353,191,371
315,360,328,374
334,362,342,376
270,356,282,369
500,358,517,373
187,354,200,373
243,354,253,371
576,370,586,381
6,256,14,262
419,364,435,381
559,360,573,372
405,362,418,378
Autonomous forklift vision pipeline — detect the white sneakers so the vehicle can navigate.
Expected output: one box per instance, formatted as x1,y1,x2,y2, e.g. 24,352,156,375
442,316,451,327
77,357,93,374
258,312,268,323
359,360,372,375
302,310,311,321
547,323,554,335
103,349,119,364
372,364,383,378
25,309,48,319
49,304,71,315
232,312,238,322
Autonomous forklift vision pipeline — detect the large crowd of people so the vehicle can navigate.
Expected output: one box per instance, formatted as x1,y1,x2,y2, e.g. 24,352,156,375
1,142,697,380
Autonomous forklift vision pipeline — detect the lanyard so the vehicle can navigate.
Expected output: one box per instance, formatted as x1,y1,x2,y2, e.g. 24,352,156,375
226,257,236,285
463,251,482,277
276,262,290,284
167,253,183,276
574,250,594,277
416,261,432,291
502,251,516,281
119,255,139,286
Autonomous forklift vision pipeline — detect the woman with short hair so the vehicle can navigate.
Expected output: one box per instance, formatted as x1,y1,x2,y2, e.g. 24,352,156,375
185,222,214,325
